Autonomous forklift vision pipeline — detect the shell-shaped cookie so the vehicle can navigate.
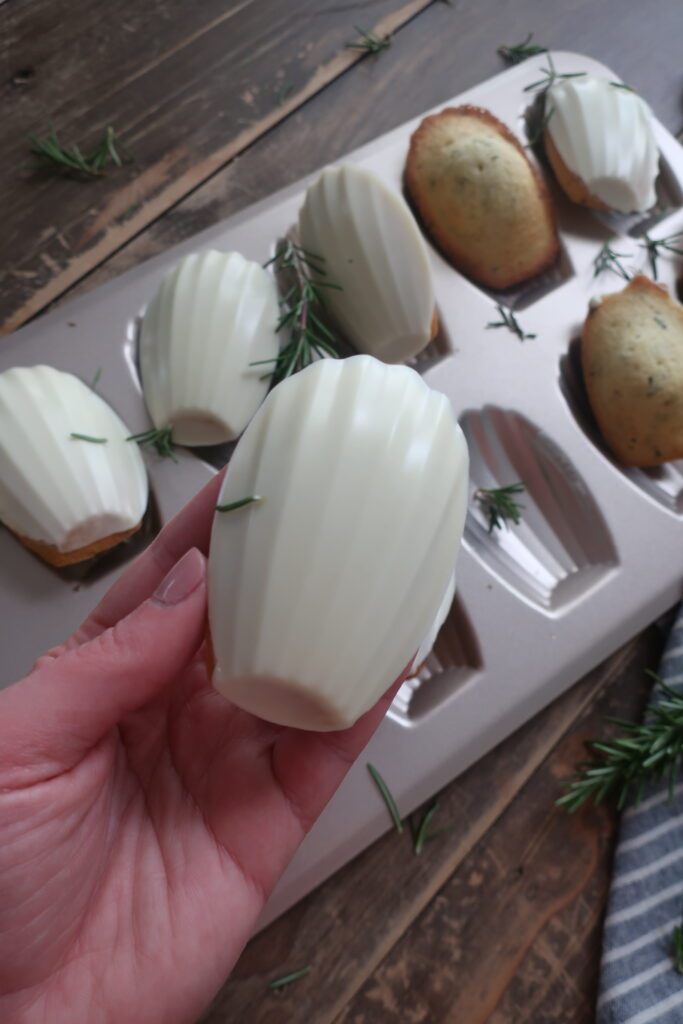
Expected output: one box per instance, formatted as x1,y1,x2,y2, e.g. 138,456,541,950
0,365,148,565
405,105,559,290
139,250,279,445
208,354,469,731
545,76,659,213
298,164,436,363
582,275,683,466
411,570,456,672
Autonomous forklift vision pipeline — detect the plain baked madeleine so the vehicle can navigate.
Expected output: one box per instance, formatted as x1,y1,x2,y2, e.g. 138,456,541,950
582,275,683,466
405,105,559,290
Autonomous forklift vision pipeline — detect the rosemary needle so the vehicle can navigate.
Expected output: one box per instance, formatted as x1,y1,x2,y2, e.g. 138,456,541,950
640,231,683,281
127,426,178,463
486,304,536,341
475,483,526,533
523,54,586,93
70,432,107,443
268,966,312,990
593,243,632,281
215,496,263,513
90,368,102,391
346,25,391,54
412,799,440,855
367,763,403,833
498,32,548,65
673,917,683,974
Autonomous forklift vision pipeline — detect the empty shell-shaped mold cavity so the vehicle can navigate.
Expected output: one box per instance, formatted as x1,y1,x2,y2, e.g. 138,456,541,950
390,594,482,724
560,339,683,514
461,406,618,609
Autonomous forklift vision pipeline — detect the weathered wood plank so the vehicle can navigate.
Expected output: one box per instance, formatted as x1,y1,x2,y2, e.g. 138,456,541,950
0,0,433,333
199,627,664,1024
48,0,683,321
332,628,664,1024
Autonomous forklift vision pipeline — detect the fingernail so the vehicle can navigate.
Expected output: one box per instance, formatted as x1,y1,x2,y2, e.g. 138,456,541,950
153,548,205,607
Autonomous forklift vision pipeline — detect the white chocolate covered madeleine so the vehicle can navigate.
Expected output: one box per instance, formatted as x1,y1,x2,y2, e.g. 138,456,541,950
298,164,436,363
545,76,659,213
0,365,148,565
208,355,469,731
139,250,279,446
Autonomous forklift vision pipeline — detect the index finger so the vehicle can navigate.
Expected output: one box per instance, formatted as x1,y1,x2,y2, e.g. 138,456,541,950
67,469,224,647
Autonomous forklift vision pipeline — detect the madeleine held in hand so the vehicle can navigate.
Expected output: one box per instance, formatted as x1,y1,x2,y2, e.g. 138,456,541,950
0,474,406,1024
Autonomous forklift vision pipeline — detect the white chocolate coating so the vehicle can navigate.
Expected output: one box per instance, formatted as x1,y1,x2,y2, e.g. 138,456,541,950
208,355,469,731
298,164,436,364
0,365,148,553
139,250,279,445
411,571,456,671
546,75,659,213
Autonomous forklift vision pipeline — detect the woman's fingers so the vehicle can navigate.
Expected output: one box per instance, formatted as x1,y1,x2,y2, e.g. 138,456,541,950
0,549,208,784
65,470,223,648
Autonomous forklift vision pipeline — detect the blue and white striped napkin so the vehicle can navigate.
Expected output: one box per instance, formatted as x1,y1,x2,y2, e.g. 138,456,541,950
598,604,683,1024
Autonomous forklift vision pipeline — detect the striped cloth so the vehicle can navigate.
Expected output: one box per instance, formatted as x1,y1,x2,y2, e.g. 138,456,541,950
598,604,683,1024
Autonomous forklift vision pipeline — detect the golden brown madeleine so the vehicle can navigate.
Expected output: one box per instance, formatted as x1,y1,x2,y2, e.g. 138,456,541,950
582,275,683,466
405,105,559,290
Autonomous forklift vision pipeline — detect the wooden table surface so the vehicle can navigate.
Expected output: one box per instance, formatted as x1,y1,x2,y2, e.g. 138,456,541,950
2,1,683,1020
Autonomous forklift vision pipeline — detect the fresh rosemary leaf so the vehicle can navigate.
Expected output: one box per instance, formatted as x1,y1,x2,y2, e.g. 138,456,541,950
256,239,341,384
498,32,548,65
215,496,263,513
486,304,536,341
558,671,683,812
673,918,683,974
346,25,391,54
90,368,102,391
474,483,526,534
640,231,683,281
367,763,403,833
70,432,107,443
610,81,635,91
29,123,131,178
413,799,440,855
127,426,178,463
267,966,312,990
593,243,632,281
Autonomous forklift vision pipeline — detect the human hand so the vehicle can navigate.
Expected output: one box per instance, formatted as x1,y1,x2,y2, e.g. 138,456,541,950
0,474,406,1024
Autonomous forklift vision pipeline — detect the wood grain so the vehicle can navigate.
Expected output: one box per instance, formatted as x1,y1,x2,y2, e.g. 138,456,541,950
0,0,433,334
199,626,664,1024
46,0,683,320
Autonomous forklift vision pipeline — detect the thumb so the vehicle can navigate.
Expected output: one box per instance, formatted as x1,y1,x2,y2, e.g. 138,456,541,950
0,548,207,781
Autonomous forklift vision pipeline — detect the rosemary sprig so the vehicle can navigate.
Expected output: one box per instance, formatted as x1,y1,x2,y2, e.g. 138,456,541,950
367,763,403,833
90,368,102,391
640,231,683,281
593,243,632,281
346,25,391,54
673,917,683,974
557,671,683,812
215,496,263,513
523,54,586,93
255,240,340,384
498,33,548,65
474,483,526,534
70,432,107,443
267,966,312,990
127,426,178,463
29,123,131,178
486,304,536,341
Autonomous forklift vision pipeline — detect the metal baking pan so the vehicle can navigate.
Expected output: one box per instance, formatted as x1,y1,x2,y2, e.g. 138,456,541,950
1,52,681,928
